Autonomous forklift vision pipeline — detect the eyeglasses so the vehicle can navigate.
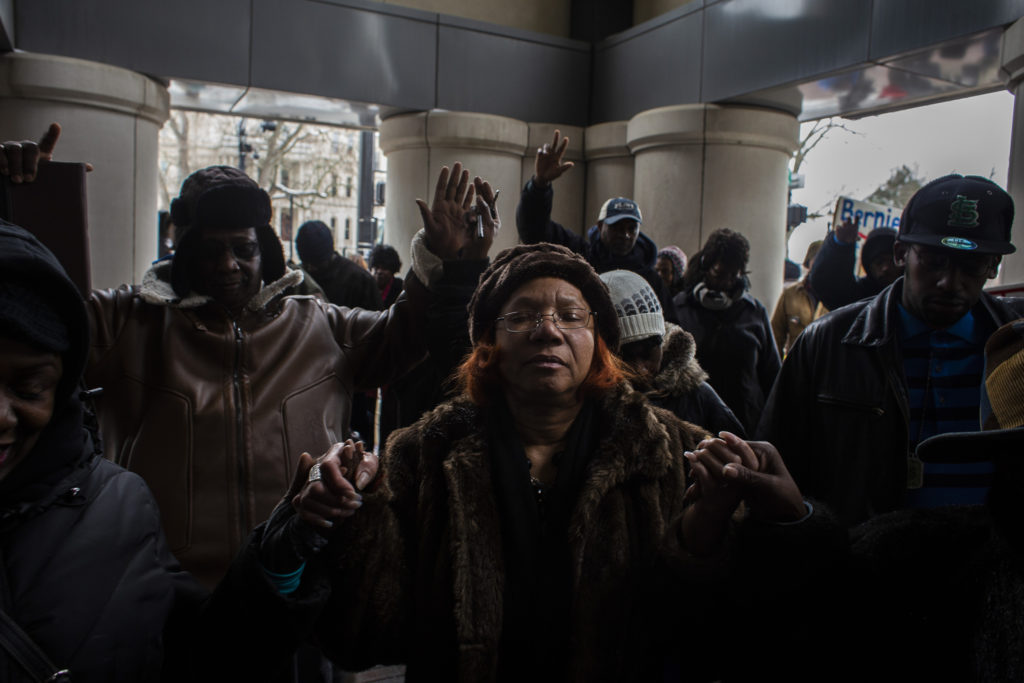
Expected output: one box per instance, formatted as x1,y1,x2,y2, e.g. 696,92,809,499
496,308,595,333
911,245,995,279
200,240,260,262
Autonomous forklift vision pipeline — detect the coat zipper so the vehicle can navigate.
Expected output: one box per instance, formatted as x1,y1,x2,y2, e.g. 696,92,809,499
232,321,250,538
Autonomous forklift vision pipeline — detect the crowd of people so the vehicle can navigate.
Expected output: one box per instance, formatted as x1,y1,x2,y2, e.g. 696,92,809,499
0,122,1022,681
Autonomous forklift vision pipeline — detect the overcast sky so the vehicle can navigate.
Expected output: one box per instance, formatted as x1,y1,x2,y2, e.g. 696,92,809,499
788,89,1016,262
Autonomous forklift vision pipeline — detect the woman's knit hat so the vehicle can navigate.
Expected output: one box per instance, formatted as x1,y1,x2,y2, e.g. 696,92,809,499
658,246,687,283
468,243,620,350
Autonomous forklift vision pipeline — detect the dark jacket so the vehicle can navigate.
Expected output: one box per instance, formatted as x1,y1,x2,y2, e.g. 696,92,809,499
304,252,381,311
842,504,1024,681
672,289,781,435
646,323,746,438
756,278,1024,525
516,180,679,323
0,222,197,683
807,233,883,311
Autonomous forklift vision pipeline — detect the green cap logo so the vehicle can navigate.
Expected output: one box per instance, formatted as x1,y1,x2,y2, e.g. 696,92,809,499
941,236,977,250
947,195,980,228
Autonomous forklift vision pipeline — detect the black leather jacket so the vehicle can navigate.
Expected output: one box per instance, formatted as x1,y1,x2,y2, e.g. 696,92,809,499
757,278,1024,525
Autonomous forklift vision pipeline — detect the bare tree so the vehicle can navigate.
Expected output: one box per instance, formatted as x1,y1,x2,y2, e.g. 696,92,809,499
864,164,925,208
790,117,858,179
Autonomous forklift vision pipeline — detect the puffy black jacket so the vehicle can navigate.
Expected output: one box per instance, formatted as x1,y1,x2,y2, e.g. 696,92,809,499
757,278,1024,525
516,179,679,324
0,221,198,682
0,429,188,683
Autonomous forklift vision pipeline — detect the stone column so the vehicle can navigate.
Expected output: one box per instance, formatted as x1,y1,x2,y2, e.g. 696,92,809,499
521,123,585,234
584,121,633,228
0,51,169,288
379,110,528,261
1000,18,1024,287
627,104,799,307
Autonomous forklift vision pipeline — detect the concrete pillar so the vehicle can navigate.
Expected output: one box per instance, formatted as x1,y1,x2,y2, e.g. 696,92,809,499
627,104,799,307
584,121,633,227
1000,18,1024,287
379,110,528,262
0,51,169,288
521,123,586,234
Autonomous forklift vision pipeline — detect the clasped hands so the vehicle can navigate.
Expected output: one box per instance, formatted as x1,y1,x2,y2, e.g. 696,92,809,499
290,440,378,530
682,432,806,554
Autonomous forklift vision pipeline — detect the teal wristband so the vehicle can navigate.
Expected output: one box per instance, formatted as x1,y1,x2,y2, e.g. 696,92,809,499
263,562,306,595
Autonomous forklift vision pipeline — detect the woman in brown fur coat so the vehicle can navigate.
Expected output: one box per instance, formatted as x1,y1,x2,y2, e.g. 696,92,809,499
207,243,811,682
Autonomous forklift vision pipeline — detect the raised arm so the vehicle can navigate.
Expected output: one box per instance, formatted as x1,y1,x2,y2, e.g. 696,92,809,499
515,129,584,251
808,220,862,310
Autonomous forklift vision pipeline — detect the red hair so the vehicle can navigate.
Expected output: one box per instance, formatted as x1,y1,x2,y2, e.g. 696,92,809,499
455,331,631,406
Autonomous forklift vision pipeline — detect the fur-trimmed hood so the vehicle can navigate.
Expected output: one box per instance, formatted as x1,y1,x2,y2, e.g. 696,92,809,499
139,258,303,312
650,322,709,398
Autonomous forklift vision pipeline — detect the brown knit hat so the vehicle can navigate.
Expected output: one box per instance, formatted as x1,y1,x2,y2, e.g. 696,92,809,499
468,243,620,350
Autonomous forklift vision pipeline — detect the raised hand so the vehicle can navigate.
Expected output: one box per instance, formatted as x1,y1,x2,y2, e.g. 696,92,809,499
416,163,476,260
834,218,861,244
461,176,499,260
533,129,573,187
0,122,62,183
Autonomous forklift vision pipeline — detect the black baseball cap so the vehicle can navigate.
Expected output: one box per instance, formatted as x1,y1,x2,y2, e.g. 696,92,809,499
897,174,1015,255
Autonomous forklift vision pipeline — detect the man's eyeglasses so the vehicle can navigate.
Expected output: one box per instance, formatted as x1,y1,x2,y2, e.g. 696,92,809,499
496,308,595,333
911,245,994,279
200,240,260,262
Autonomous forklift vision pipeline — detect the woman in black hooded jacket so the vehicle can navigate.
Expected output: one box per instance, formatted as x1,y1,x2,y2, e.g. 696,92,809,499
0,220,197,682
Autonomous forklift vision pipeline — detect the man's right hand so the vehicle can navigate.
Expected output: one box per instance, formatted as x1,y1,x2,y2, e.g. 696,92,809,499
834,218,861,244
533,129,573,187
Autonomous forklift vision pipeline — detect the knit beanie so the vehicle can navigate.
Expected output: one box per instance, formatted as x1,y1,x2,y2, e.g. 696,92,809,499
468,243,620,351
860,228,896,271
599,270,665,345
658,246,687,283
296,220,334,264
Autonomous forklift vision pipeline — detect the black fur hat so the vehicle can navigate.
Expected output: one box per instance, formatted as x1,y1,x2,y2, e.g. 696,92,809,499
169,166,285,298
468,243,620,351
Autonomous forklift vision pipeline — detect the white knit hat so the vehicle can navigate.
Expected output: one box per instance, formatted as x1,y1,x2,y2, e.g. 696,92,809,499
599,270,665,345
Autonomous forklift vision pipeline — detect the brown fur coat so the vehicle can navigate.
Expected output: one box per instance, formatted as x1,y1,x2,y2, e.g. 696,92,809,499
312,382,707,681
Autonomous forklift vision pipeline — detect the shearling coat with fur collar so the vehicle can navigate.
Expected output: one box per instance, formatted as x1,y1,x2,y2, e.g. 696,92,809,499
85,260,429,588
275,383,709,682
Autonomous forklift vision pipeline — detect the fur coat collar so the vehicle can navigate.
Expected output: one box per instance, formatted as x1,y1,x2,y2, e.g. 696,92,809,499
327,383,705,681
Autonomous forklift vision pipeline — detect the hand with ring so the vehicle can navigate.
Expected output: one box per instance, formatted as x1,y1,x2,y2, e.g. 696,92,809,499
291,439,379,530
